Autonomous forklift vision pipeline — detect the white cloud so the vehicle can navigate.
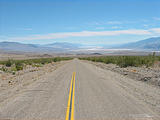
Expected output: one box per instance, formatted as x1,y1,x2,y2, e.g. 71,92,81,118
150,28,160,34
107,21,122,25
143,24,149,27
88,21,122,26
111,26,122,29
153,17,160,21
8,29,152,41
88,21,101,26
95,27,105,30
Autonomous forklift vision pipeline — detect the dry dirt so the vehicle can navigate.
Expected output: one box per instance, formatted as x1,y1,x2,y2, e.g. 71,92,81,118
0,59,160,119
83,60,160,116
0,61,69,104
86,60,160,87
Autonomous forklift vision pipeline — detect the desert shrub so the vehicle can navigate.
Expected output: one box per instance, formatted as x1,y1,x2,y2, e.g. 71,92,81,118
12,71,16,75
0,57,73,71
41,59,48,64
53,57,60,62
5,59,12,67
79,55,159,68
11,66,17,71
0,66,7,72
15,62,23,71
105,57,114,64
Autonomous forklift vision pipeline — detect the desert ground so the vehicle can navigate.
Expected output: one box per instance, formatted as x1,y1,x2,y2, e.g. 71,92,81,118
0,57,160,120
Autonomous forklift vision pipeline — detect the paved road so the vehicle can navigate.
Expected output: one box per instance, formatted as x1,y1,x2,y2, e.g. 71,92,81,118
0,59,159,120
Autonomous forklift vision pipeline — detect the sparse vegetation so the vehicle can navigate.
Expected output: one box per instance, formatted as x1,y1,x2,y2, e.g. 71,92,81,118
0,57,72,72
5,59,12,67
15,62,23,71
0,66,7,72
79,54,160,68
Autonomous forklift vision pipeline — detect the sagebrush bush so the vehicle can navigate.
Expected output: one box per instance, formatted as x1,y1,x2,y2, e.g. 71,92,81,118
5,59,12,67
0,57,73,72
0,66,7,72
79,55,159,68
15,62,23,71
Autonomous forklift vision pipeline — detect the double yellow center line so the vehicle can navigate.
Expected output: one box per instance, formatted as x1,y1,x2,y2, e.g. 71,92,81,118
65,72,76,120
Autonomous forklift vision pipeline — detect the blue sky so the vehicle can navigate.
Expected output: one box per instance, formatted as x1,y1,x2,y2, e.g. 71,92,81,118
0,0,160,45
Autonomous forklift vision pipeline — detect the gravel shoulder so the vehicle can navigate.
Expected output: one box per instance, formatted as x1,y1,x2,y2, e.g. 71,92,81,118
83,60,160,115
85,60,160,87
0,60,69,105
0,59,160,119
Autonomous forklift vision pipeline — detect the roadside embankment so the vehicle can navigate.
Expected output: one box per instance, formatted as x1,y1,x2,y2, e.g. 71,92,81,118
0,57,72,104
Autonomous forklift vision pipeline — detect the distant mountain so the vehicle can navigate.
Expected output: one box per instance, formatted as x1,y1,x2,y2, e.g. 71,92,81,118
0,41,82,53
115,37,160,50
0,37,159,53
0,42,38,51
0,42,63,53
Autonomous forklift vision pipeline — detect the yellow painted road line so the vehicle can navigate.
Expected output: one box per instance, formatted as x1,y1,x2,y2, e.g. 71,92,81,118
65,72,76,120
71,72,75,120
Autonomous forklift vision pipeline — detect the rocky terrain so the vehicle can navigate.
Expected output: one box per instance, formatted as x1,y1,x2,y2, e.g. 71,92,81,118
0,60,69,104
0,59,160,119
87,60,160,87
82,60,160,115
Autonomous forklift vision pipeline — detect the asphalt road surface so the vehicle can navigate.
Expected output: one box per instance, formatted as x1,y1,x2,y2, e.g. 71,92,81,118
0,59,159,120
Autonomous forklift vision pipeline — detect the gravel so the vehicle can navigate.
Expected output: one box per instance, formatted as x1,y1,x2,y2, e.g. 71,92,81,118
86,61,160,87
0,61,68,104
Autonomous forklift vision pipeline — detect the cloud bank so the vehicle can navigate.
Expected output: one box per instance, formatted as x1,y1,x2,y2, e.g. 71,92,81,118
4,28,160,41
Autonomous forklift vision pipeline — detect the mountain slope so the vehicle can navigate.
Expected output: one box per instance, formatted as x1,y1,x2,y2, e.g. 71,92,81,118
0,42,82,53
0,42,38,51
0,37,160,53
117,37,160,50
0,42,64,53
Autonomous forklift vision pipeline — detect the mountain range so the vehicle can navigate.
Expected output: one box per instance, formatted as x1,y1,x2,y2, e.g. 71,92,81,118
0,37,159,53
115,37,160,50
0,42,82,53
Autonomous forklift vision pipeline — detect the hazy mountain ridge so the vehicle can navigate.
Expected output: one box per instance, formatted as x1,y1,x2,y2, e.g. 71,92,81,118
0,41,82,53
116,37,160,50
0,37,159,53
